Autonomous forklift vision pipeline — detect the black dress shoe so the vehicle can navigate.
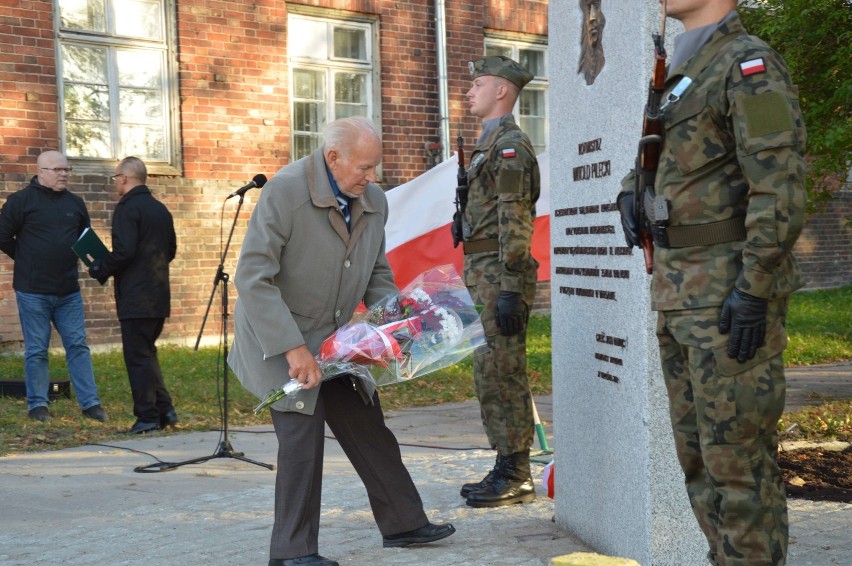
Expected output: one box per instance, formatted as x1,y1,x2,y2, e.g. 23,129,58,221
82,404,107,422
124,420,159,435
268,554,339,566
382,522,456,548
28,406,50,422
160,408,179,429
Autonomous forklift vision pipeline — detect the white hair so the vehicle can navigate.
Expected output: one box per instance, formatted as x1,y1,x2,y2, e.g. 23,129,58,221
323,116,381,155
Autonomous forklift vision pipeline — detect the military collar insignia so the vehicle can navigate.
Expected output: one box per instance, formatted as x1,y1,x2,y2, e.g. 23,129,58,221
740,57,766,77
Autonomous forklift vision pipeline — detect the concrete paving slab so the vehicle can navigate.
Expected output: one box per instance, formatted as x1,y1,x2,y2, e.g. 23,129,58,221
1,385,850,565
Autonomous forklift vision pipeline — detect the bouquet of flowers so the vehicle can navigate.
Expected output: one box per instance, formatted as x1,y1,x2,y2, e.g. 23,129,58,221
254,264,485,413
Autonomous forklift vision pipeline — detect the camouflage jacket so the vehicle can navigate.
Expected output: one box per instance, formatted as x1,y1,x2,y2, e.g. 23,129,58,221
635,14,807,311
463,114,540,296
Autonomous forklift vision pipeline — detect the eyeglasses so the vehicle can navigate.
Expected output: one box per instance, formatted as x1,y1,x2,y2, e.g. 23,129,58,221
40,167,73,173
109,173,126,182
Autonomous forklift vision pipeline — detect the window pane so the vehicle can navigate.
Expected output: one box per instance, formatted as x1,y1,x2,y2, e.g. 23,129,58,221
114,0,163,40
61,44,108,83
121,124,166,160
293,134,320,160
64,83,109,120
294,69,324,100
519,49,545,77
59,0,106,32
334,72,367,118
332,27,366,61
120,88,163,124
294,101,324,134
485,44,511,58
520,89,546,154
65,120,111,158
117,50,163,88
289,18,328,60
335,72,366,104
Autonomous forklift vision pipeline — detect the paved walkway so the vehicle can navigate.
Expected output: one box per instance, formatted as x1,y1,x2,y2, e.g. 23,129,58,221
0,364,849,565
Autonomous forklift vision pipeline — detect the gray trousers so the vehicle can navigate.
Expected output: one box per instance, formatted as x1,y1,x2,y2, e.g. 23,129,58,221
269,376,428,560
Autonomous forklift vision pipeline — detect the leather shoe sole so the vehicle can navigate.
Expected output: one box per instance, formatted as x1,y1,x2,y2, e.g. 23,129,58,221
382,522,455,548
268,554,339,566
124,420,160,435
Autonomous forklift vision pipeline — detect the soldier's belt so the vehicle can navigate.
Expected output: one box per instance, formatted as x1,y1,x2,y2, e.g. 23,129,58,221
463,238,499,254
651,216,747,248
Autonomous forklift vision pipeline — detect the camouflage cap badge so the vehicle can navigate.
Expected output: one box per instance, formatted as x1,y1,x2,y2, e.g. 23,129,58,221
468,55,534,89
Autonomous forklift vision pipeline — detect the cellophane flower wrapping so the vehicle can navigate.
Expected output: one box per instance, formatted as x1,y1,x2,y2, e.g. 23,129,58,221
254,264,485,413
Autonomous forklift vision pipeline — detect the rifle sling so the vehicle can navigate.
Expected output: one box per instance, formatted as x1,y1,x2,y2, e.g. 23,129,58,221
463,238,499,254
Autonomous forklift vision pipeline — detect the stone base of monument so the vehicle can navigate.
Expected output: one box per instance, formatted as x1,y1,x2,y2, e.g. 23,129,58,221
551,552,640,566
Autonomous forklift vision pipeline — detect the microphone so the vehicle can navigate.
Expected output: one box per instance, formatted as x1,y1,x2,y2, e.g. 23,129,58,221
227,174,267,199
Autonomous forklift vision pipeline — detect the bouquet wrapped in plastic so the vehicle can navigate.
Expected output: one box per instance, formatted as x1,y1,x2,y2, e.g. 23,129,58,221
254,264,485,413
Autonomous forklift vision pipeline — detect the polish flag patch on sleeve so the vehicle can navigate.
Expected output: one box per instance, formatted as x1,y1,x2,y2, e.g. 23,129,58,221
501,147,517,158
740,57,766,77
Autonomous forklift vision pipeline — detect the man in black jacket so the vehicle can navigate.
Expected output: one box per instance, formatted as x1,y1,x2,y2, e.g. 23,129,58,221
0,150,106,423
89,156,178,434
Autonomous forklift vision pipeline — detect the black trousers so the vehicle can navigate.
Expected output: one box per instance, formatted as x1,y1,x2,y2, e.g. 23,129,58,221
120,318,173,422
269,377,428,560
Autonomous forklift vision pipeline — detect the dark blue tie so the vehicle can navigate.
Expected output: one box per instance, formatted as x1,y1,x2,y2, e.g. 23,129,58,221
337,194,350,229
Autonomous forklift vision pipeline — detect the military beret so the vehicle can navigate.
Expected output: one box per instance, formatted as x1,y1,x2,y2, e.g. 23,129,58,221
468,55,533,89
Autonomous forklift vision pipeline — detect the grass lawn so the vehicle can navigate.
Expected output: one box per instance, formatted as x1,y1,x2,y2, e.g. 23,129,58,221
0,287,848,455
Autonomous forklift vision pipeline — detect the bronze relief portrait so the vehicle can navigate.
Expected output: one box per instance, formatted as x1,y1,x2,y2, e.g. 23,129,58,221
578,0,606,85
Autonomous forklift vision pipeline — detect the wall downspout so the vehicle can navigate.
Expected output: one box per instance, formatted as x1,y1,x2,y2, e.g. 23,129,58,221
435,0,450,162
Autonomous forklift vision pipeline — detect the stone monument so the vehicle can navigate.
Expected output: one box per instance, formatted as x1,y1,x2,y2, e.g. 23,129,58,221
547,1,707,563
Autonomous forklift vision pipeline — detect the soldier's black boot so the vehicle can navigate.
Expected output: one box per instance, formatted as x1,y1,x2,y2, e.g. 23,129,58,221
460,453,507,498
465,450,536,508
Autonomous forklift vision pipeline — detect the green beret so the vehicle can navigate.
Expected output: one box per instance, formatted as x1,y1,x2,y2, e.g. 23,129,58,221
468,55,533,89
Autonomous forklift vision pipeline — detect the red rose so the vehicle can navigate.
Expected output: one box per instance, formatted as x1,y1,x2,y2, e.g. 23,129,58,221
318,322,403,367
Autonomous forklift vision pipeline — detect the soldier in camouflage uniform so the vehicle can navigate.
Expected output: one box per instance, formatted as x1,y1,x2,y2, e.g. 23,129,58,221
618,2,806,565
457,55,541,508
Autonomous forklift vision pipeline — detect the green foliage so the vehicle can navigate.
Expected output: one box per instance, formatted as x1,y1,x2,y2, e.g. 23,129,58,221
785,286,852,365
739,1,852,211
779,401,852,442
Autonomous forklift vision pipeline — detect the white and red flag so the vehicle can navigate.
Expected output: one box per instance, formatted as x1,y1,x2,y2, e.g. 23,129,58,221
385,152,551,289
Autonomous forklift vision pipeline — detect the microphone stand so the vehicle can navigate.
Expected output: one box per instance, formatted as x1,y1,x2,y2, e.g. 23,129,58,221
136,193,272,472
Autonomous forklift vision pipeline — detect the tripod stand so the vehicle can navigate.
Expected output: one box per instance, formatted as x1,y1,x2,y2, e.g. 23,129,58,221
136,193,272,473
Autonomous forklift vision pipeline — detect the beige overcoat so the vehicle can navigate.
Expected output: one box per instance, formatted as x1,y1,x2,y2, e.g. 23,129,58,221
227,149,397,414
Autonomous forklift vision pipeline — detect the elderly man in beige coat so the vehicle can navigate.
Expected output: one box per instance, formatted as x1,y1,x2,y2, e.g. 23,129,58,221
228,116,454,566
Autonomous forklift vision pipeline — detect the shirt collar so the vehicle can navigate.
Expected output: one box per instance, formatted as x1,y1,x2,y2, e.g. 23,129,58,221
323,159,345,201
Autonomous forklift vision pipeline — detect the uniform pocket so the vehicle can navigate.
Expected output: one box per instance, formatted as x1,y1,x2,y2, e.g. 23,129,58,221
664,91,728,175
708,318,788,444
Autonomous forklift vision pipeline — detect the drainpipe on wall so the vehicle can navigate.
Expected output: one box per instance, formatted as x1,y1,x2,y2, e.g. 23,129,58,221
435,0,450,162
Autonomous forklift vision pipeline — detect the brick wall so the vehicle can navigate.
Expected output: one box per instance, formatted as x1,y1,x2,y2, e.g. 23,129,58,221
793,188,852,290
0,0,550,352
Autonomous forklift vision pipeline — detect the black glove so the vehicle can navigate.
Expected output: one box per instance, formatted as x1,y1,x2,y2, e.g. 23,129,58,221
616,191,640,248
718,288,768,362
495,291,526,337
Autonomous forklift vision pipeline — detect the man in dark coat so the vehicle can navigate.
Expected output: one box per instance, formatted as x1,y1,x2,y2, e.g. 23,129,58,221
0,150,106,423
89,156,178,435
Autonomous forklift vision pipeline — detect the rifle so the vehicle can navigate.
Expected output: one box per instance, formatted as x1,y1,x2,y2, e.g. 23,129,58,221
633,4,668,274
451,133,469,248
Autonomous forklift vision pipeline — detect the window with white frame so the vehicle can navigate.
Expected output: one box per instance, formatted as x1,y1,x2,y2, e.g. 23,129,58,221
485,40,548,155
55,0,178,168
288,13,376,160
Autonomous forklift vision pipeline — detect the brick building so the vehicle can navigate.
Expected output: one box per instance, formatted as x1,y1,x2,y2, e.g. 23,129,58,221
0,0,549,350
1,1,847,352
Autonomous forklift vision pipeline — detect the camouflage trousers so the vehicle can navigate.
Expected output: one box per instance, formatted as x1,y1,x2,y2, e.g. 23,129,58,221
468,282,534,455
656,299,790,566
